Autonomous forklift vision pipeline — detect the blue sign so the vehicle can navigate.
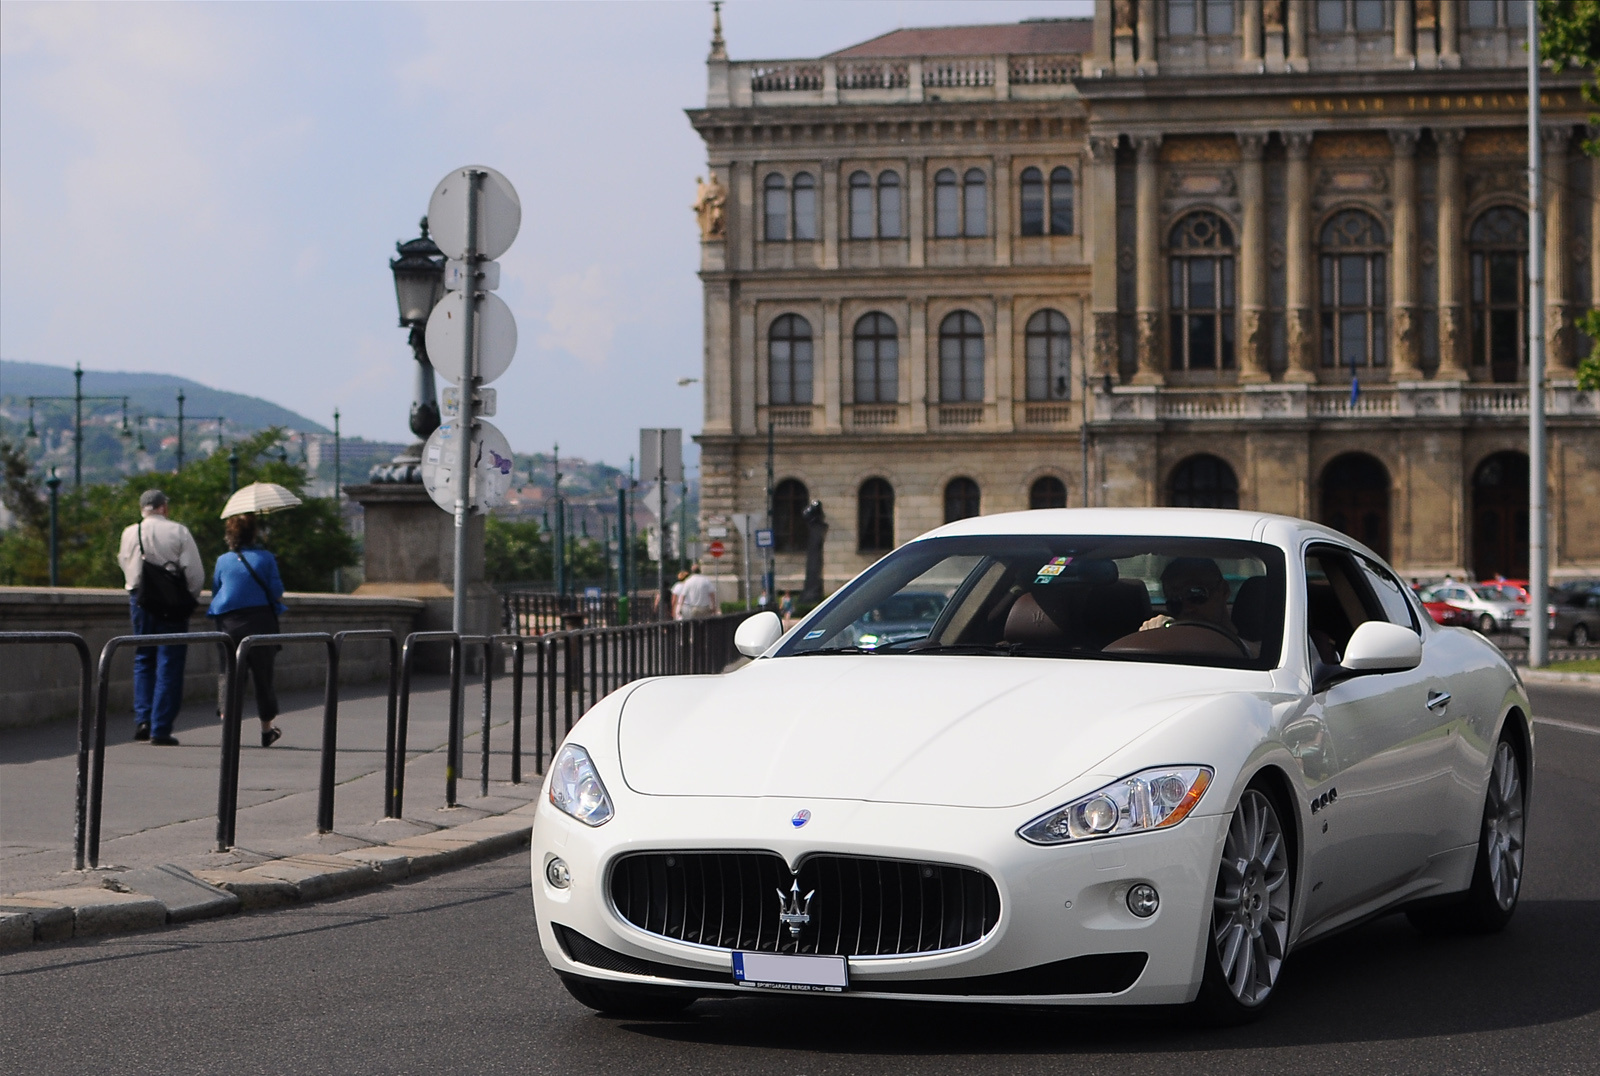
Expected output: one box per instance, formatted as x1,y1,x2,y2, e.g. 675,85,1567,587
755,529,774,549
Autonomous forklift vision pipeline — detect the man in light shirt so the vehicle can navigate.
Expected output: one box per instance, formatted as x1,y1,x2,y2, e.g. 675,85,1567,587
678,563,719,620
117,490,204,745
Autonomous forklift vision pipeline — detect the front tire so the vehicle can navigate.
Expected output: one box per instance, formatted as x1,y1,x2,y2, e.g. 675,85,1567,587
1193,787,1293,1025
559,975,697,1019
1478,613,1497,634
1407,736,1526,935
1572,623,1590,647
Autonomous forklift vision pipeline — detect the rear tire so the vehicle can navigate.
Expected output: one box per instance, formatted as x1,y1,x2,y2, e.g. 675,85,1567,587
559,975,697,1018
1572,623,1590,647
1191,785,1293,1026
1477,613,1496,634
1407,736,1525,935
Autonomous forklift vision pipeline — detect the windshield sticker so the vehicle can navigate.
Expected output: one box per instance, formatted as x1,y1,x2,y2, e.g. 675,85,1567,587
804,629,825,640
1034,575,1054,585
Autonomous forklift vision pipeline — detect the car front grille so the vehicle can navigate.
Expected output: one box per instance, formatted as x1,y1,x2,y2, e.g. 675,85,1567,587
608,851,1001,957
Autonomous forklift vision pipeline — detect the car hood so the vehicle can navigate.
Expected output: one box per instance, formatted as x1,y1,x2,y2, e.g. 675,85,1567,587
615,655,1265,808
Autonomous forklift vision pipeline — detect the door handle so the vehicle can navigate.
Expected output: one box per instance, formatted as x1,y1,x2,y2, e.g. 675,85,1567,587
1426,690,1451,712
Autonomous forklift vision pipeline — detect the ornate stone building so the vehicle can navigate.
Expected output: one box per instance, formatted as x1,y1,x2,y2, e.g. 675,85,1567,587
688,2,1600,596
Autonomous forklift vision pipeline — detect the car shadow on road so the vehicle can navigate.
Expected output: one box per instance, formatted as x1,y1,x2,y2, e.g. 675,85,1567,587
624,900,1599,1053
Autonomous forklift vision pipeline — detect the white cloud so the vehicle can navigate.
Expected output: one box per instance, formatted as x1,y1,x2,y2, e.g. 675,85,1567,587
535,266,622,368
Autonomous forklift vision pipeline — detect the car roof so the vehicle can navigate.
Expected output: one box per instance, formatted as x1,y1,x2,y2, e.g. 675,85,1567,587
916,508,1369,556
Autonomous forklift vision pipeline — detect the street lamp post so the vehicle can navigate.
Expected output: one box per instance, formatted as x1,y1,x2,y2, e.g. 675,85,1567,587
333,408,343,593
46,468,61,586
391,219,446,439
25,363,133,488
134,394,223,473
552,444,565,599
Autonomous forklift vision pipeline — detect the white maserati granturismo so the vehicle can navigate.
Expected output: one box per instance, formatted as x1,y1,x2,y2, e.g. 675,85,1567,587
531,509,1532,1023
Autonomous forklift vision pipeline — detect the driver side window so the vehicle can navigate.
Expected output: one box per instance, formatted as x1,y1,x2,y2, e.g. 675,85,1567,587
1304,546,1381,665
1356,557,1420,633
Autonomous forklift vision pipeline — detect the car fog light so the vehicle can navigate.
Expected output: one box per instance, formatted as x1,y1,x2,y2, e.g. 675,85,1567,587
1127,884,1159,918
546,857,571,889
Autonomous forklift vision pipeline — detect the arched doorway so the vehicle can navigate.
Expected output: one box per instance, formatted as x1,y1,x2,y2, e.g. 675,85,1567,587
1472,452,1529,580
1320,453,1391,559
1168,454,1240,509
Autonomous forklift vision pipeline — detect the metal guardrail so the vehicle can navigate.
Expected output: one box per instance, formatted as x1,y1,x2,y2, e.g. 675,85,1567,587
0,633,93,869
499,590,667,634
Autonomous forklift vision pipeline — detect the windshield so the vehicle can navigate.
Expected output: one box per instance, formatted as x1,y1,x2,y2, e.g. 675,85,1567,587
1473,586,1514,602
777,534,1287,670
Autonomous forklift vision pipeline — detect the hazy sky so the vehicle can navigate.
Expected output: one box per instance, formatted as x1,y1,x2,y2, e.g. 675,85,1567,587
1,0,1092,467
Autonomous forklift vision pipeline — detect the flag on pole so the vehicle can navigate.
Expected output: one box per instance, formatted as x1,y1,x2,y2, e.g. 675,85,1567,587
1349,373,1360,406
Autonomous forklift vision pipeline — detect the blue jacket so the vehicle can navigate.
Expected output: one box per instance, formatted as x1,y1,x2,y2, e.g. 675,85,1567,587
207,547,287,617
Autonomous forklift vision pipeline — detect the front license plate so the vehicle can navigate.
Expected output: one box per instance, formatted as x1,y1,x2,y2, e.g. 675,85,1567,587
732,951,848,992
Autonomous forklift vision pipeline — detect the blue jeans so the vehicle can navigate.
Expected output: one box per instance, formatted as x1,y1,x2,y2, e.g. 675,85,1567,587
130,597,190,738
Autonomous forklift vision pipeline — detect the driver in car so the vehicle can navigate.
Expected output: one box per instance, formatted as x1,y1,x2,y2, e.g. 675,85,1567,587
1140,557,1256,657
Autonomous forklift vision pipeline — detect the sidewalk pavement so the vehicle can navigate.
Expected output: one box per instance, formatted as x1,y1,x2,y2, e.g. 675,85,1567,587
1,675,546,949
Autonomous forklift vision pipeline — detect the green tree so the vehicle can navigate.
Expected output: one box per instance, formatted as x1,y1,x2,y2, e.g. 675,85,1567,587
484,516,552,583
0,429,356,591
1541,1,1600,386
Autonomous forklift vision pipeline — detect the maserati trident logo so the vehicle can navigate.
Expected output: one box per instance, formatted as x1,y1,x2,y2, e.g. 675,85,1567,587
791,809,811,828
776,878,815,937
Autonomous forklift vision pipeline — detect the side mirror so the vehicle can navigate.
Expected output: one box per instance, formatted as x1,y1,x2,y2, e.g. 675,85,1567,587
1342,620,1422,673
735,611,784,657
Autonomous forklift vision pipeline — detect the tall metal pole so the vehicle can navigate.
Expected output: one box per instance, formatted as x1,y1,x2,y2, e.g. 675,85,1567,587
678,480,689,575
46,468,61,586
657,429,669,619
1527,0,1549,668
764,419,775,604
616,479,630,624
553,444,564,599
332,408,342,594
176,391,186,472
73,365,83,488
451,170,483,636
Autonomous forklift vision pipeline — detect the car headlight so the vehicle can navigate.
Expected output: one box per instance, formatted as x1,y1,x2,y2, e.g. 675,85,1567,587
549,743,614,826
1018,766,1213,845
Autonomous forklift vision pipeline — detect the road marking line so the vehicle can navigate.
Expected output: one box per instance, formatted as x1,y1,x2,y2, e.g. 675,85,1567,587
1534,718,1600,736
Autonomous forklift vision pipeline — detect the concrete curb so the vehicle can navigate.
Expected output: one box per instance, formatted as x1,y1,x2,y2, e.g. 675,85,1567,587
1520,669,1600,687
0,803,537,951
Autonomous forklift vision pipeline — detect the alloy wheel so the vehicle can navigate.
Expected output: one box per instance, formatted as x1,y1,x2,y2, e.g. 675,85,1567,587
1484,741,1525,912
1211,790,1291,1006
1478,613,1496,634
1573,624,1590,647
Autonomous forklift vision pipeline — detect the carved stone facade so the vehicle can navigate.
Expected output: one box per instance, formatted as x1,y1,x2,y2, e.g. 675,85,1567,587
690,8,1600,595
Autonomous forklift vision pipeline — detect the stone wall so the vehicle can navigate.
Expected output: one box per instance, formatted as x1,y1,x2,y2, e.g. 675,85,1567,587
0,588,424,729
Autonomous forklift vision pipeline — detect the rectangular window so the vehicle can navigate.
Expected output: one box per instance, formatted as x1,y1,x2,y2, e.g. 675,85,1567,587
963,177,987,238
1321,312,1336,367
935,182,960,237
878,182,902,238
1467,0,1497,28
1508,2,1528,28
1020,177,1045,236
1189,314,1218,368
764,188,787,241
1170,314,1186,369
849,185,873,239
1316,0,1345,31
1169,0,1198,35
793,185,816,241
1206,0,1235,35
1370,311,1386,366
1353,0,1383,31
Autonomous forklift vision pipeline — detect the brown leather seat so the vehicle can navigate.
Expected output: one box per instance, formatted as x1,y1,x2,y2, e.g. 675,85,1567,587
1004,591,1069,645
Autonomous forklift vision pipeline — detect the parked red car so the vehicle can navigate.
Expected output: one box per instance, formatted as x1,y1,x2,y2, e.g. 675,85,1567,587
1422,597,1476,628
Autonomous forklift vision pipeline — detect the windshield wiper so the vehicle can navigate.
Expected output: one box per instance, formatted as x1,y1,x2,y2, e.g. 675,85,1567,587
794,645,879,655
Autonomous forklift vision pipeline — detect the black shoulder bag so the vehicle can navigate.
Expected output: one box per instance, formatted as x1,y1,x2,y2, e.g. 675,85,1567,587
135,521,197,621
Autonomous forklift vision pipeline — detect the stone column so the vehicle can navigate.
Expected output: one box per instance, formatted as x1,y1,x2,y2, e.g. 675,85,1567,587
1136,0,1159,73
1544,126,1575,369
1284,130,1316,381
1239,133,1271,381
1416,0,1439,66
735,160,755,272
1089,135,1121,380
737,297,758,434
1394,0,1414,61
994,152,1013,267
1390,129,1423,379
994,296,1015,430
1439,0,1460,67
822,298,842,432
821,158,839,270
1093,1,1114,75
908,297,929,432
1114,0,1137,75
703,281,734,434
908,157,926,268
1435,128,1468,378
1242,0,1263,68
1264,0,1287,71
1133,134,1164,384
1287,0,1308,70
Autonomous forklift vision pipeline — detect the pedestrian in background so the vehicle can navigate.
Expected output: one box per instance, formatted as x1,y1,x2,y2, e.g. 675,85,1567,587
208,512,287,747
679,563,718,620
117,490,203,745
671,570,690,620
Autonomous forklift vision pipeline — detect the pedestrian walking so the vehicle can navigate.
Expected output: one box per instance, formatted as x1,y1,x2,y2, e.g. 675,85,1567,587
117,489,203,745
208,512,288,747
671,570,690,620
678,563,718,620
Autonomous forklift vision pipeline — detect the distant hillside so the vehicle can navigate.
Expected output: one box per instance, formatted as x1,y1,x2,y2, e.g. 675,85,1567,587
0,360,328,434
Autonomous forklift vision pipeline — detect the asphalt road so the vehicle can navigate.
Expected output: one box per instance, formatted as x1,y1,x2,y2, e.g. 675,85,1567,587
4,684,1597,1076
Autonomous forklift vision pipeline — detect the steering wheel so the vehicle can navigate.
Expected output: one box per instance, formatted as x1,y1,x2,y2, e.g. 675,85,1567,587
1171,619,1252,657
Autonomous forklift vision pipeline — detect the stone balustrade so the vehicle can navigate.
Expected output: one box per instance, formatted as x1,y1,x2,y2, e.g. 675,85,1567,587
1095,380,1599,424
723,54,1083,108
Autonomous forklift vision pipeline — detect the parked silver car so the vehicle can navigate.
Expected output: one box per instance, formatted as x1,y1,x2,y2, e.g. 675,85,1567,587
1419,583,1525,634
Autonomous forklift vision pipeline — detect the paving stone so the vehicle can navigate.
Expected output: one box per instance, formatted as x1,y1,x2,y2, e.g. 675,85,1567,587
0,911,35,950
117,864,241,924
0,897,74,942
12,888,166,937
193,871,299,911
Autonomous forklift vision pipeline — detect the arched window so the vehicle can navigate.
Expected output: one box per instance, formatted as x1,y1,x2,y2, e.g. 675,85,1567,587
1168,454,1240,509
934,169,960,237
1020,167,1045,236
1025,309,1072,401
877,171,902,238
1169,211,1237,371
944,477,981,523
1320,453,1391,559
1050,166,1074,235
848,171,873,239
792,172,817,241
1471,451,1530,580
938,311,985,402
858,478,895,552
1319,209,1387,370
1469,207,1529,383
763,173,787,241
853,312,899,404
772,478,809,553
768,315,813,405
963,168,988,237
1030,476,1067,510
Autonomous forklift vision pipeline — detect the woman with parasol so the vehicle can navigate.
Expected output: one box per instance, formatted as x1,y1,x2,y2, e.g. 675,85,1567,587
208,482,299,747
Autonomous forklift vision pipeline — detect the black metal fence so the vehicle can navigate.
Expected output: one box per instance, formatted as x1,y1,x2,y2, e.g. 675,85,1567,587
499,590,664,634
2,611,752,870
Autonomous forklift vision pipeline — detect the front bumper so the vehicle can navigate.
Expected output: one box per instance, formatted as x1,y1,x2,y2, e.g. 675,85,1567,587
531,792,1227,1006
